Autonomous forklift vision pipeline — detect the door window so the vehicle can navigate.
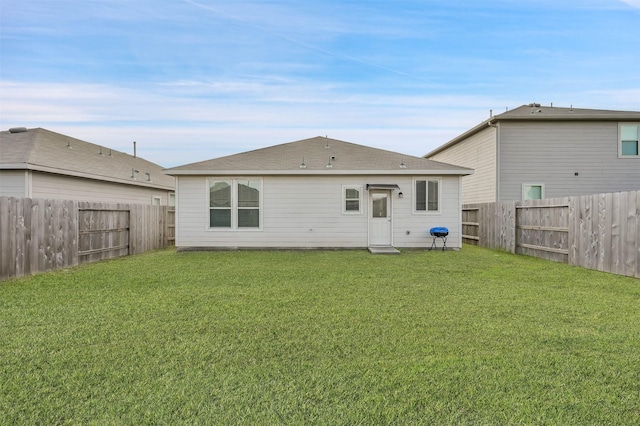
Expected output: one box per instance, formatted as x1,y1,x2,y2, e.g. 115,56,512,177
372,193,388,218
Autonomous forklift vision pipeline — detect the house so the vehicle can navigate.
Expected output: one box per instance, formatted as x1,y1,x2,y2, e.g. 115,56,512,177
424,104,640,203
164,136,473,251
0,127,175,205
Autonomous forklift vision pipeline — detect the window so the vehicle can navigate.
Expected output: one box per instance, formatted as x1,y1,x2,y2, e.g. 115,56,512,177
209,179,261,229
342,185,362,214
151,196,161,206
523,183,544,200
414,178,440,213
168,193,176,207
237,180,260,228
620,124,639,157
210,180,232,227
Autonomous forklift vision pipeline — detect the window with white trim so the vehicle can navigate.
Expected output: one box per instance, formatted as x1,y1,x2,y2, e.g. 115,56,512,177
151,196,161,206
620,123,639,157
414,178,440,213
209,178,262,229
522,183,544,200
342,185,363,214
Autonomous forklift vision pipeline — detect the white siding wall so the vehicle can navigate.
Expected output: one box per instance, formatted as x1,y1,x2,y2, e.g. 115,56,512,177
31,172,172,204
392,176,463,248
0,170,28,197
428,127,496,203
175,174,463,249
499,121,640,201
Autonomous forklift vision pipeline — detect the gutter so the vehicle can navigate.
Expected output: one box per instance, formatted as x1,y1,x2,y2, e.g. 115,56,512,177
164,168,474,176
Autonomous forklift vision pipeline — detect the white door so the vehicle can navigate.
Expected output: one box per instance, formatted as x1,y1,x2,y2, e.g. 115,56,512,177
369,191,392,246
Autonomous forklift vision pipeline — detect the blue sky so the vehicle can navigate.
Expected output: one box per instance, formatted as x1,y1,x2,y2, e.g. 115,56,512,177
1,0,639,167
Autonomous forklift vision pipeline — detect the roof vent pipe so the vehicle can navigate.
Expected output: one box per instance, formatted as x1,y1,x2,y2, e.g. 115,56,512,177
9,127,28,133
133,141,137,158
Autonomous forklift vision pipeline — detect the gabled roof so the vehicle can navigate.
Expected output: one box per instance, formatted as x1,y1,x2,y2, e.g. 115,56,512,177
165,136,473,176
425,104,640,158
0,128,174,189
496,104,640,121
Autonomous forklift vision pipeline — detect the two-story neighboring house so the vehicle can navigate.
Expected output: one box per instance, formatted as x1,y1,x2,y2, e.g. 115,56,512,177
424,104,640,203
1,127,175,205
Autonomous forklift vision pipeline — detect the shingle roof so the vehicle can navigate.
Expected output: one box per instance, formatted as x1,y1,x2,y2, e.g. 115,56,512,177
0,128,174,189
497,104,640,121
165,136,473,176
425,104,640,158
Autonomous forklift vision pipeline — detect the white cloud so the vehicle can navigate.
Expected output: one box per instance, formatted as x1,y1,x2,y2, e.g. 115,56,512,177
619,0,640,8
0,79,501,166
2,76,638,167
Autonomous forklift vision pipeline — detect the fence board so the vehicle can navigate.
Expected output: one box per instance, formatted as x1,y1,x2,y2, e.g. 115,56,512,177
15,198,26,277
625,191,638,277
1,197,12,279
636,193,640,280
167,207,175,245
611,192,623,275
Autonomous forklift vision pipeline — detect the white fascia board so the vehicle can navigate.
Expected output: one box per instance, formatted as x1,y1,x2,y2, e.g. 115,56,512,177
166,169,474,176
0,163,29,169
5,163,175,190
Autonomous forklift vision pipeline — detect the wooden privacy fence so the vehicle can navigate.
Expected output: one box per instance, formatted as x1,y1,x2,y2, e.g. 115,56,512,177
0,197,175,280
463,190,640,279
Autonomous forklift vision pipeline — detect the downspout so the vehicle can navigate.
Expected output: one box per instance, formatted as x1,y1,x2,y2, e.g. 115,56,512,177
458,174,463,248
487,119,499,202
174,176,179,247
25,169,33,197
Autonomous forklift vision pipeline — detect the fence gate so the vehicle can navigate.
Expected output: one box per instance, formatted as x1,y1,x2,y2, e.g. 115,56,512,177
515,202,570,263
462,207,480,245
78,208,130,264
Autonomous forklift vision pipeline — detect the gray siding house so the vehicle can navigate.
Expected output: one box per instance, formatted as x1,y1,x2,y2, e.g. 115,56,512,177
425,104,640,203
165,136,473,251
1,128,175,205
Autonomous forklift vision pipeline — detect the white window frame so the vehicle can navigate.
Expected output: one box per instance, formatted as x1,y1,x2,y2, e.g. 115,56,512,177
168,192,176,207
619,123,640,158
342,185,363,214
522,183,545,200
207,178,263,231
151,196,161,206
413,177,441,214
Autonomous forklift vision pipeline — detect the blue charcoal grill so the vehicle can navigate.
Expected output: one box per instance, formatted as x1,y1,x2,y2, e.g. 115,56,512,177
429,227,448,251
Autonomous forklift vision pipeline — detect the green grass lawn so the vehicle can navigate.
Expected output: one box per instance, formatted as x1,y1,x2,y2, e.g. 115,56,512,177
1,246,639,425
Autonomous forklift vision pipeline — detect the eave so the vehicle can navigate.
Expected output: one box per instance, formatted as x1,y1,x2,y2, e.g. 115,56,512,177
2,162,175,191
165,168,474,176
